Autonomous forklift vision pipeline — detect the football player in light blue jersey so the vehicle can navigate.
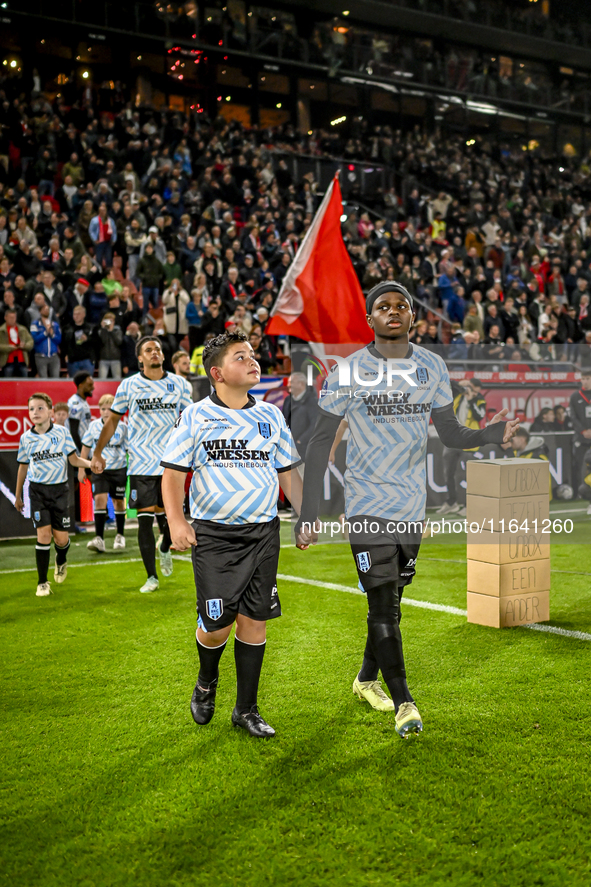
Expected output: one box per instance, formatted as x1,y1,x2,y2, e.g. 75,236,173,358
81,393,129,554
90,336,193,593
162,331,303,739
297,282,519,738
15,392,91,597
67,371,94,454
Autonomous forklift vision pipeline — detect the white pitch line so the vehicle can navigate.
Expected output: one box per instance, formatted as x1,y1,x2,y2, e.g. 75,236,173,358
1,554,193,574
276,573,591,641
3,558,591,641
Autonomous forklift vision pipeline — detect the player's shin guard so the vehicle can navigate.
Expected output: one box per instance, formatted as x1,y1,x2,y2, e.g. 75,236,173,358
366,582,413,712
234,636,266,714
94,509,107,540
357,635,379,683
156,513,171,554
115,512,125,535
196,633,227,686
35,543,51,583
55,539,70,565
137,512,157,578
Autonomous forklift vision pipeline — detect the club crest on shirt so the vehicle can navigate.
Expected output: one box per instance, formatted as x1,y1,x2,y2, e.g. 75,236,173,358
206,598,223,620
356,551,371,573
50,435,58,446
416,367,429,384
258,422,272,439
167,382,175,392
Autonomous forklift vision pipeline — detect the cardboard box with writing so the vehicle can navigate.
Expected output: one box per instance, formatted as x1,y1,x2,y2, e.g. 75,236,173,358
466,459,550,499
467,558,550,597
467,590,550,628
466,529,550,564
466,494,549,533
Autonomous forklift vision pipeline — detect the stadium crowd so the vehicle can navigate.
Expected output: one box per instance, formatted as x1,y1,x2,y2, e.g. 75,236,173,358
1,73,591,379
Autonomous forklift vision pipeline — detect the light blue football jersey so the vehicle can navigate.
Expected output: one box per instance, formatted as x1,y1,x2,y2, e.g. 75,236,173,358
161,392,300,524
17,423,77,485
111,372,193,476
82,418,128,471
66,393,92,451
319,343,453,522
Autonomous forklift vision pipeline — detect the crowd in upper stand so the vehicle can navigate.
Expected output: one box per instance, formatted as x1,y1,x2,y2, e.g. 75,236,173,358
1,70,591,379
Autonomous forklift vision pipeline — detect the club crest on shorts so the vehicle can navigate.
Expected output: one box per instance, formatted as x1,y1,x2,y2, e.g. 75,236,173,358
206,598,223,621
130,489,137,502
356,551,371,573
258,422,272,439
416,367,429,383
34,511,41,522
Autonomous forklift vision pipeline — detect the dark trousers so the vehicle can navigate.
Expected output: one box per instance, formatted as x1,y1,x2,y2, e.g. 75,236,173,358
2,361,28,377
442,446,463,505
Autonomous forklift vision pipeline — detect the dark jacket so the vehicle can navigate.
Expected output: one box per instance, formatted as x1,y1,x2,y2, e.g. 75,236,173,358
97,324,123,361
282,387,318,459
137,254,164,289
62,321,96,363
121,334,140,376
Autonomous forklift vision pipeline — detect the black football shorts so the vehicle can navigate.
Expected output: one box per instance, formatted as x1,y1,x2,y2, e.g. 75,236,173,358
128,475,163,510
91,468,127,500
191,516,281,632
348,514,423,592
29,481,71,531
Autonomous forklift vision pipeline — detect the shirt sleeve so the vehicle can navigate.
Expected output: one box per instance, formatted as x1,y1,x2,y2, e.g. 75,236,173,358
432,359,454,410
68,398,82,420
110,378,130,415
81,426,94,448
63,429,77,455
273,408,301,472
17,436,30,464
318,368,349,418
180,379,194,411
160,407,195,472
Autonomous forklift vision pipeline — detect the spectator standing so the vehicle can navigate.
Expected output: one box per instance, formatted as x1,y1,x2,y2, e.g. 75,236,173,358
282,372,318,459
0,308,33,376
140,226,167,264
30,302,61,377
121,321,142,377
163,250,183,287
65,277,91,324
62,305,96,377
97,312,123,379
162,279,190,345
89,203,117,269
137,242,164,318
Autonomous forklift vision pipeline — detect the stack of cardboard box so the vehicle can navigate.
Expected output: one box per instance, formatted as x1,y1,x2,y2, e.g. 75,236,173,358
466,459,551,628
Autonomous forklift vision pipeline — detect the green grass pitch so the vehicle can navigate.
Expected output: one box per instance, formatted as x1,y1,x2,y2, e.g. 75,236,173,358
2,520,591,887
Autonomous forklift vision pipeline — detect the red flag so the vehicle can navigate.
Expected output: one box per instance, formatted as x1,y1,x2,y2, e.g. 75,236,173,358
267,175,372,345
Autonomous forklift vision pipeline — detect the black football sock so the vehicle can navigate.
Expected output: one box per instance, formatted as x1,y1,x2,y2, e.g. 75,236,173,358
94,509,107,539
137,513,157,578
357,635,379,682
366,582,413,712
234,636,266,714
55,539,70,565
196,634,227,687
35,543,51,583
115,512,125,535
156,513,171,553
